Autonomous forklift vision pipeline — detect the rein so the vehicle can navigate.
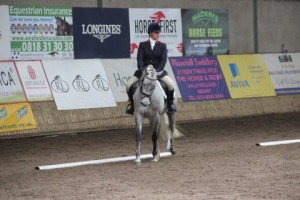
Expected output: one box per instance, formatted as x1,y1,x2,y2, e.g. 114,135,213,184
143,75,157,81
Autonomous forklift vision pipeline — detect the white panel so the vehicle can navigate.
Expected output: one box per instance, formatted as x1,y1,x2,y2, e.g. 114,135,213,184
43,59,116,110
0,61,26,103
15,60,53,101
102,59,181,102
263,53,300,95
129,8,183,58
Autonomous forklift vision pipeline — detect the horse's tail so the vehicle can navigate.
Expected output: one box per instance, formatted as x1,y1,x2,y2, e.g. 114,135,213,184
159,113,183,142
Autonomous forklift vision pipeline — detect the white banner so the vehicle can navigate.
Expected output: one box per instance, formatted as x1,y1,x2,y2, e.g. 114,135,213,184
129,8,183,58
15,61,53,101
0,61,26,103
264,53,300,95
101,59,136,102
0,6,10,60
102,59,181,102
42,59,116,110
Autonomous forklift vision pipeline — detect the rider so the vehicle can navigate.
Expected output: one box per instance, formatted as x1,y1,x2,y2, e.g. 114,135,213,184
125,22,176,115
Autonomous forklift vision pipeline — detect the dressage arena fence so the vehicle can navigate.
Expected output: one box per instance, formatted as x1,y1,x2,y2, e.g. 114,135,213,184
1,0,300,139
1,95,300,139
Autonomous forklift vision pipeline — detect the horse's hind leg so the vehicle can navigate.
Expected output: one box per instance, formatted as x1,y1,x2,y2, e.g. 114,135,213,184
167,112,176,155
151,115,160,162
134,115,143,165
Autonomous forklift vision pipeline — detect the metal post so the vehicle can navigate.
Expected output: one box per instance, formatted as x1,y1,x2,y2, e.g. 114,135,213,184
253,0,258,53
97,0,103,8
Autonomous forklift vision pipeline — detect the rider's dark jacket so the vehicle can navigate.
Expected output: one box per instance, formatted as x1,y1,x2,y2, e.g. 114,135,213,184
134,39,168,78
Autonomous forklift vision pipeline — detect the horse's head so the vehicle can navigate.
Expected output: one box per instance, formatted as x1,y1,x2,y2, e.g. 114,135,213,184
55,17,63,26
140,65,157,106
144,65,157,80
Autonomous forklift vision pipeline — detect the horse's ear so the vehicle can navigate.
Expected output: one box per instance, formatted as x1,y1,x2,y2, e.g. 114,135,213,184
148,65,154,70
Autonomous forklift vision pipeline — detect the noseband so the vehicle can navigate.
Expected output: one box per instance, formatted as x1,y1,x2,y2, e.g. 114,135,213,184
141,75,157,97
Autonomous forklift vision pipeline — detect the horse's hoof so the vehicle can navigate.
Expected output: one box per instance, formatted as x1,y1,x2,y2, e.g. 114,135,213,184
134,160,141,166
152,155,160,162
170,149,177,155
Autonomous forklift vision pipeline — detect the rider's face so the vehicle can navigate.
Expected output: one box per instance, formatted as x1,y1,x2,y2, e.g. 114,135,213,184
150,31,160,40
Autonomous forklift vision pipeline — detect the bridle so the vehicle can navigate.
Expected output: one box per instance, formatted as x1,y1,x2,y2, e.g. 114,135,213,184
141,73,157,97
140,68,157,105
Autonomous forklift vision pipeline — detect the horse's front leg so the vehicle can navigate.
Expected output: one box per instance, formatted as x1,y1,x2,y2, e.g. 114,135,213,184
134,114,142,165
151,115,160,162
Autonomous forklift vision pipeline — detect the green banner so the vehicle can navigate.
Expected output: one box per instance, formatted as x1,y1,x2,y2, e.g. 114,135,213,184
182,9,229,56
9,6,73,59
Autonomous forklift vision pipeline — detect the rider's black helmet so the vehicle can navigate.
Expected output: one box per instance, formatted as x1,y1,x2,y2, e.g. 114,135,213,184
148,23,161,34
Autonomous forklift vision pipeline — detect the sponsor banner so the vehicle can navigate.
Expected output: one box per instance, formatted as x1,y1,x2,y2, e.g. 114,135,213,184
42,59,116,110
0,61,27,103
169,56,230,102
9,6,73,60
218,54,276,99
0,6,10,60
165,60,182,99
101,59,137,102
73,8,130,58
15,61,53,101
102,59,181,102
182,9,229,56
263,53,300,95
0,103,36,133
129,8,183,58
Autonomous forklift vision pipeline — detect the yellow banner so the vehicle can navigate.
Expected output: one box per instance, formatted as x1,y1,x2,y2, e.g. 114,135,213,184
217,54,276,98
0,103,37,133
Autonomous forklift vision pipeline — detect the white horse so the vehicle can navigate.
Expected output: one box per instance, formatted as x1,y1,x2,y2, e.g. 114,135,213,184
133,65,182,165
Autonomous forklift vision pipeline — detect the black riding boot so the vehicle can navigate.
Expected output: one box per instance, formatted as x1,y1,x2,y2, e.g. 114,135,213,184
126,91,134,115
167,89,176,112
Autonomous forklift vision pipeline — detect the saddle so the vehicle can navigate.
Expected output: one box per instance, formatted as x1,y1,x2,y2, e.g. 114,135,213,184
128,80,168,101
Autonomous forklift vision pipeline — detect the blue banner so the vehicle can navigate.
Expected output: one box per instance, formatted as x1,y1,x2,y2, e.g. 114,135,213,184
73,8,130,58
169,55,230,101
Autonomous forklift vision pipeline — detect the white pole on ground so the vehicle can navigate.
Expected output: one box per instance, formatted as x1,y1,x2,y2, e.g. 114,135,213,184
35,152,172,170
257,139,300,147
